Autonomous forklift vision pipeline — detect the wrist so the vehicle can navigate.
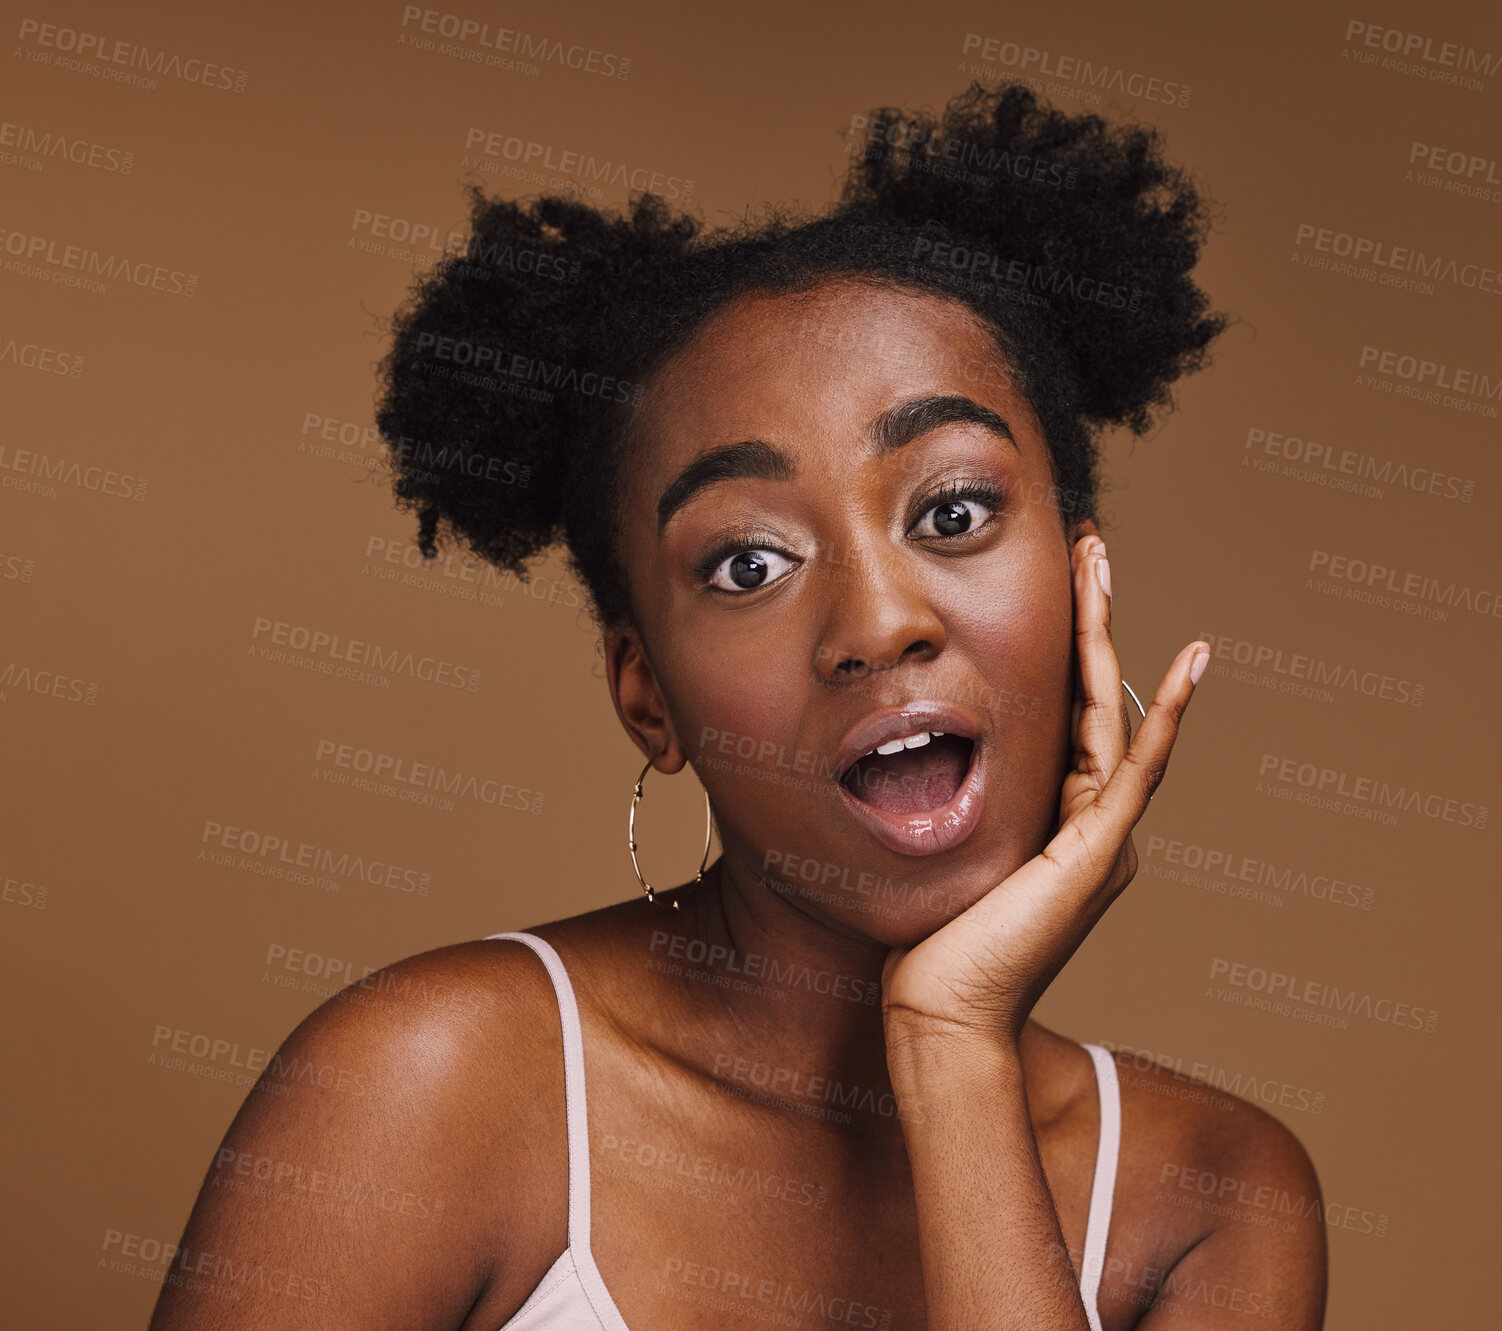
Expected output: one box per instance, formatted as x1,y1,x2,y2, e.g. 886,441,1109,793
885,1013,1026,1086
883,996,1025,1052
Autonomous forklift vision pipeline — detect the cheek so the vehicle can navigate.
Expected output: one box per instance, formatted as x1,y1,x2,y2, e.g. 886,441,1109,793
660,627,812,779
952,546,1073,713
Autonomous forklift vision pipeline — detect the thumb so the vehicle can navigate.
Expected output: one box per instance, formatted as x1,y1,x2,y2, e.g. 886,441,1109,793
881,944,911,995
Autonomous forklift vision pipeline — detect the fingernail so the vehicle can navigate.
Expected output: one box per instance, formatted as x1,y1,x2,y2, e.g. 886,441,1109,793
1094,552,1111,598
1190,650,1209,685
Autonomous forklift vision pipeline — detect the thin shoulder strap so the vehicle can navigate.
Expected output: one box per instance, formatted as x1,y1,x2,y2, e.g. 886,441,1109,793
1078,1043,1121,1331
486,931,594,1255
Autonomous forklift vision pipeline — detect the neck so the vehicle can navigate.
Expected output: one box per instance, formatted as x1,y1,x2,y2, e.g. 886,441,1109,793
647,845,1059,1132
676,854,907,1143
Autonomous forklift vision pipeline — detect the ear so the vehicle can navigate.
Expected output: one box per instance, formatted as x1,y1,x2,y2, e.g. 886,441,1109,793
604,625,688,775
1066,514,1102,551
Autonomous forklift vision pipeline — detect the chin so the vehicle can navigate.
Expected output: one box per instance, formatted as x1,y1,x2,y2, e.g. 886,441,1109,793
798,847,1026,950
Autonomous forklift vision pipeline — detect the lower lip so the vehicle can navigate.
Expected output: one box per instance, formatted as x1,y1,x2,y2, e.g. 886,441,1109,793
834,739,987,857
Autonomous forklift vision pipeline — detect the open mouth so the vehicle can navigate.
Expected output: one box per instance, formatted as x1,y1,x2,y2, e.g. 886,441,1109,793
829,706,989,856
839,733,977,815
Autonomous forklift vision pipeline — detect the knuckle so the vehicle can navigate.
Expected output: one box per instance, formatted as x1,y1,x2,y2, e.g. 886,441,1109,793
1142,759,1169,799
1104,842,1138,896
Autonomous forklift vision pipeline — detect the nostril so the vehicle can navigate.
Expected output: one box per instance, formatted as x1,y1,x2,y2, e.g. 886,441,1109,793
829,643,931,679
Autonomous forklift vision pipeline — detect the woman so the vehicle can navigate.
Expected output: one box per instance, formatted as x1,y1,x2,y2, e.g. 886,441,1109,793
151,82,1326,1329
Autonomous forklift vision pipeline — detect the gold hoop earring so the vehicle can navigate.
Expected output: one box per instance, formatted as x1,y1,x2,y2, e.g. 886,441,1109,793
628,759,712,909
1122,678,1147,750
1122,679,1154,800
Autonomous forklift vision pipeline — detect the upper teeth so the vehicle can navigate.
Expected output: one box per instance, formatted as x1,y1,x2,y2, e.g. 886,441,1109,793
870,730,944,757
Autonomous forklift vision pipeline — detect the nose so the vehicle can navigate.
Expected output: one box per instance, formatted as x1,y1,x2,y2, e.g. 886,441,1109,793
813,545,947,685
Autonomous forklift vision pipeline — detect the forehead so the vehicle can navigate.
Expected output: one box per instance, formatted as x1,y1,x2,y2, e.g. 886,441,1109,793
634,278,1027,446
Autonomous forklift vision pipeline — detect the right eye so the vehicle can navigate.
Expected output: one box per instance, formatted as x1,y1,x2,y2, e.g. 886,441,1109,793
705,546,799,593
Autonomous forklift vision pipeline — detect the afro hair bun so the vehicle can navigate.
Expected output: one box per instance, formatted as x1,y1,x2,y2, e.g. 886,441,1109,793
375,80,1228,631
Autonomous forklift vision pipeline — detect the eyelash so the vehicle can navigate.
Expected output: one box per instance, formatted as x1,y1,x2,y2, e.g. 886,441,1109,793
691,529,785,586
691,478,1006,590
912,478,1005,536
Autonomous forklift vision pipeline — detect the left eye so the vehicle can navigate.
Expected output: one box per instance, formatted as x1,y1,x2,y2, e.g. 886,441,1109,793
708,548,798,592
910,496,993,538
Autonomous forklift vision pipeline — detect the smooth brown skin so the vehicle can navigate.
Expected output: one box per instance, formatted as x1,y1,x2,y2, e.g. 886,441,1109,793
150,279,1326,1328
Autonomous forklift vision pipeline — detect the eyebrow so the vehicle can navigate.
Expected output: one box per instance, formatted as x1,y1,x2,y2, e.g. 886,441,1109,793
655,394,1017,536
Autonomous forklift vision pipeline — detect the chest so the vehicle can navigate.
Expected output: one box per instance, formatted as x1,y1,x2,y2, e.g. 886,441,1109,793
583,1092,1113,1331
589,1114,924,1329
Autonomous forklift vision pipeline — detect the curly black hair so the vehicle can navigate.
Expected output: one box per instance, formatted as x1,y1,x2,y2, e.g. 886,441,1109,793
374,80,1227,633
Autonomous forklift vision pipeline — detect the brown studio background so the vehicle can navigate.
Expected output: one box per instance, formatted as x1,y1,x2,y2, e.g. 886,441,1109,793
2,0,1499,1324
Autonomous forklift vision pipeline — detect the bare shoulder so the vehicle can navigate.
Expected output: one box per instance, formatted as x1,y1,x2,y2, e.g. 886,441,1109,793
1102,1047,1329,1329
150,937,573,1330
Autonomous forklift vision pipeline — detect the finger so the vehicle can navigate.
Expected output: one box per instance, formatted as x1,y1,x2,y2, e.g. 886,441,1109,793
1070,535,1128,791
1081,638,1209,847
1017,636,1206,931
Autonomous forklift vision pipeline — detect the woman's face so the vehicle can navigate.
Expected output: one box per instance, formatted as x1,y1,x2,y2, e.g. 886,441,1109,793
607,277,1094,946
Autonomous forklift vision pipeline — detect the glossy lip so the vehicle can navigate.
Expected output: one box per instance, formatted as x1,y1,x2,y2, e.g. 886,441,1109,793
831,701,987,857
